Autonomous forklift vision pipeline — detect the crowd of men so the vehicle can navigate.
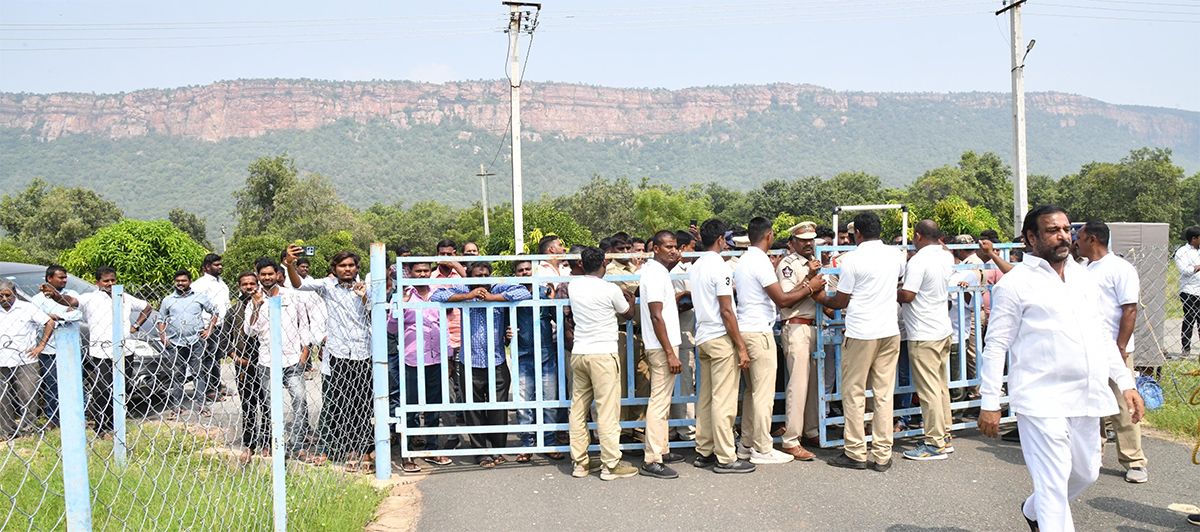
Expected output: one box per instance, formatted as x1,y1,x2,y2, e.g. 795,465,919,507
4,212,1196,531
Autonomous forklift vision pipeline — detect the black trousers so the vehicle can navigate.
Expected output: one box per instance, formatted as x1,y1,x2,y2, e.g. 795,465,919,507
455,361,510,456
319,357,373,461
83,357,114,434
1182,292,1200,353
238,362,268,450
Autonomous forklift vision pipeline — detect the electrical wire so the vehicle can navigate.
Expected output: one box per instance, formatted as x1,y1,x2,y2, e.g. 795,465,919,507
1038,2,1200,14
0,14,507,31
1023,10,1200,20
0,28,502,52
0,26,507,42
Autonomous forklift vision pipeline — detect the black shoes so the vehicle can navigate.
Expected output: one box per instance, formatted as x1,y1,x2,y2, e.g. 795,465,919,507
714,459,756,474
828,453,868,470
1002,429,1021,442
640,462,679,479
872,459,892,472
662,452,685,464
693,453,718,468
1021,502,1038,531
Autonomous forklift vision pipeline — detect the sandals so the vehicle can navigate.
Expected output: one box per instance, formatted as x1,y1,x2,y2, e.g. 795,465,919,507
493,455,507,465
545,452,565,461
424,456,452,466
344,453,361,473
894,420,908,433
290,450,327,466
515,453,532,463
478,457,496,469
401,459,421,473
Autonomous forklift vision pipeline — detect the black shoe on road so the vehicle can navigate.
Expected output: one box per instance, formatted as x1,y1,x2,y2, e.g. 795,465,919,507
1002,429,1021,443
828,453,868,470
714,459,756,474
662,452,685,464
640,462,679,479
693,453,718,468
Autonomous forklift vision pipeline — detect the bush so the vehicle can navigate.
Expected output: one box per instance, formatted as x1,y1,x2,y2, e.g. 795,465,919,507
222,234,290,283
59,219,208,285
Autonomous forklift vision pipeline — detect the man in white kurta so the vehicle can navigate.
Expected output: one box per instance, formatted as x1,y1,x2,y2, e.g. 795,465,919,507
978,206,1143,532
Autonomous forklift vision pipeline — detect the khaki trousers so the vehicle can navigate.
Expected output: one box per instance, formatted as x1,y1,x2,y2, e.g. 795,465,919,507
1106,355,1146,469
909,337,952,448
670,334,697,440
739,332,778,453
696,335,740,464
780,323,819,449
569,353,622,469
643,347,678,464
618,330,651,428
841,335,901,463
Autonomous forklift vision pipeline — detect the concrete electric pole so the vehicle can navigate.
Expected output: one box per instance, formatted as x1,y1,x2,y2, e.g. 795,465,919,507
998,0,1031,237
477,164,494,237
504,2,540,253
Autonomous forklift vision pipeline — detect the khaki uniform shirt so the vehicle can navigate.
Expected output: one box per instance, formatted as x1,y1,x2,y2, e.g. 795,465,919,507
776,252,818,321
606,260,641,326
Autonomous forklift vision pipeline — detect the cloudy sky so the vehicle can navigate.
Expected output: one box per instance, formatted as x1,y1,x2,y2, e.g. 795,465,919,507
1,0,1197,110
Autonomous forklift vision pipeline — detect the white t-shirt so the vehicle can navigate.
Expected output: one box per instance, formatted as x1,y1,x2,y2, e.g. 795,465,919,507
0,300,51,367
838,240,906,340
733,246,779,333
1086,252,1140,352
949,267,981,344
639,259,681,349
568,275,629,355
900,245,954,342
77,290,150,359
690,251,736,346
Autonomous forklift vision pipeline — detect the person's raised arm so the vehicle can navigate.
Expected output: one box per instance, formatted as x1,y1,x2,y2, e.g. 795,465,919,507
40,284,79,308
977,282,1019,439
979,240,1015,274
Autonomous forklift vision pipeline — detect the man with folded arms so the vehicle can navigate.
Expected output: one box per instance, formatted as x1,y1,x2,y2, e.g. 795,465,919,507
979,205,1144,532
734,217,826,465
567,246,638,480
897,220,956,461
689,218,756,474
812,212,906,472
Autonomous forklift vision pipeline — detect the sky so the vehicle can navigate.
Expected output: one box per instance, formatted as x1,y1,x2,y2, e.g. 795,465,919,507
0,0,1197,111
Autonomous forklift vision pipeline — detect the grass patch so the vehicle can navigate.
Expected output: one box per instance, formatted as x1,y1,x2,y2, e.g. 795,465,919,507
2,423,386,531
1145,359,1200,440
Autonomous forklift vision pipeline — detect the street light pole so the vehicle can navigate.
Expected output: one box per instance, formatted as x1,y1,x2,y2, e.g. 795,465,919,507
477,164,494,237
998,0,1030,237
504,1,539,253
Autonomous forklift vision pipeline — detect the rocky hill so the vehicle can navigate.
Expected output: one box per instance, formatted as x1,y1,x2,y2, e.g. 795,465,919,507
1,79,1196,237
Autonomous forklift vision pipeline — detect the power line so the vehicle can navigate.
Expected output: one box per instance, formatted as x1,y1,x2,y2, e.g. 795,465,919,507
1039,2,1200,14
540,9,998,33
1086,0,1200,7
0,14,507,31
1023,10,1200,20
0,26,507,42
0,28,502,52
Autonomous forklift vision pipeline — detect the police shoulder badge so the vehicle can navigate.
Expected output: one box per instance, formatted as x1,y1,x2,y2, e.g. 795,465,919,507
782,266,793,278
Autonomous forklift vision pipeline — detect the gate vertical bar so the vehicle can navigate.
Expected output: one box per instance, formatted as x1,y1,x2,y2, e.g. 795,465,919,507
371,243,391,479
111,284,127,468
269,295,286,532
56,328,93,531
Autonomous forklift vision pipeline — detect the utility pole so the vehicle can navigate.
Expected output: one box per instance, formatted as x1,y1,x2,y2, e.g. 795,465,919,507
998,0,1031,237
504,1,539,253
477,163,494,236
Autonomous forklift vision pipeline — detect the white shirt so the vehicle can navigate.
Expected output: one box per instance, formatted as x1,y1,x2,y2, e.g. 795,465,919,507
245,288,313,368
1175,243,1200,296
76,290,150,359
901,245,954,342
690,251,736,346
980,255,1136,417
29,289,82,355
837,240,906,340
0,301,51,367
295,277,328,342
670,261,696,345
639,259,681,349
1086,252,1140,352
536,261,571,290
192,273,231,322
732,246,779,334
568,275,629,355
949,267,981,344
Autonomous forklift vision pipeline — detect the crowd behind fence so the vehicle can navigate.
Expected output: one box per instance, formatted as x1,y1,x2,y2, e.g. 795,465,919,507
1,235,1198,531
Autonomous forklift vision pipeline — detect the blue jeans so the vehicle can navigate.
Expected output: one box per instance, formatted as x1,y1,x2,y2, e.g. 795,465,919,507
895,341,912,426
169,340,209,410
39,352,59,425
405,364,445,450
517,350,560,447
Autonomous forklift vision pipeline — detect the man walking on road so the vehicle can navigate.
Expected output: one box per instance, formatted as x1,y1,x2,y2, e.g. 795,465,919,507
979,205,1144,532
813,212,906,472
897,220,955,461
638,230,685,479
689,218,755,474
567,246,638,480
1075,221,1149,484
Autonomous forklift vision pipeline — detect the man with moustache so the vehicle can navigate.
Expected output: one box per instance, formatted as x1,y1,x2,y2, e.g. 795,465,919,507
774,221,827,460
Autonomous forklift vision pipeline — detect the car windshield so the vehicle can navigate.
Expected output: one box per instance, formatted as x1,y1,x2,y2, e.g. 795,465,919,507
1,271,96,301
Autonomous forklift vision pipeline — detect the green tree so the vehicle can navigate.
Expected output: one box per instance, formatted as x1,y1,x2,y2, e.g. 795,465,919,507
1181,172,1200,236
550,175,638,239
360,200,460,255
705,183,752,224
266,173,375,250
221,234,290,284
485,203,595,256
1027,174,1060,209
444,203,514,254
633,183,714,236
168,208,214,250
59,219,208,285
233,154,299,239
0,178,123,263
1058,148,1183,226
0,239,34,264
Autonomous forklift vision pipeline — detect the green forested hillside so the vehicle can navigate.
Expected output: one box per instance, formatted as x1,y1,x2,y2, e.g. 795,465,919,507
1,92,1195,242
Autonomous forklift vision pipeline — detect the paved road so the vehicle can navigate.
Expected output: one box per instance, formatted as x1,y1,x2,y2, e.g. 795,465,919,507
413,430,1199,531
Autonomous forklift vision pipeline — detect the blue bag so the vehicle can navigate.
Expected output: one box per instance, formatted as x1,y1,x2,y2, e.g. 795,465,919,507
1135,375,1164,410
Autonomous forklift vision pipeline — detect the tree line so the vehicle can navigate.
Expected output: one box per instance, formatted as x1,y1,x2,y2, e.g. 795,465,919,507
0,147,1195,286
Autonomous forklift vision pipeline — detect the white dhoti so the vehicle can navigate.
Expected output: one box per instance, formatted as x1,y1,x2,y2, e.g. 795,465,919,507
1016,413,1103,532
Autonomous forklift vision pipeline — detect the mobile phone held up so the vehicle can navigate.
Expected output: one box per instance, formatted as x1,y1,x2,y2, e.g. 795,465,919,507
302,246,316,257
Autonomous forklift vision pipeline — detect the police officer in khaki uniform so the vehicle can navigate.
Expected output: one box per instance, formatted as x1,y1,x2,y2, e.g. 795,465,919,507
606,238,650,432
775,222,825,460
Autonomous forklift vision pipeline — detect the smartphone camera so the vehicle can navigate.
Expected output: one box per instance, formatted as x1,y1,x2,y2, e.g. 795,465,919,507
303,246,316,257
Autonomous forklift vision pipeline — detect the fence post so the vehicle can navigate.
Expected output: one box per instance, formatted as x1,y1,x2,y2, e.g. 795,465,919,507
56,328,93,531
370,243,391,479
268,295,287,532
111,285,127,468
